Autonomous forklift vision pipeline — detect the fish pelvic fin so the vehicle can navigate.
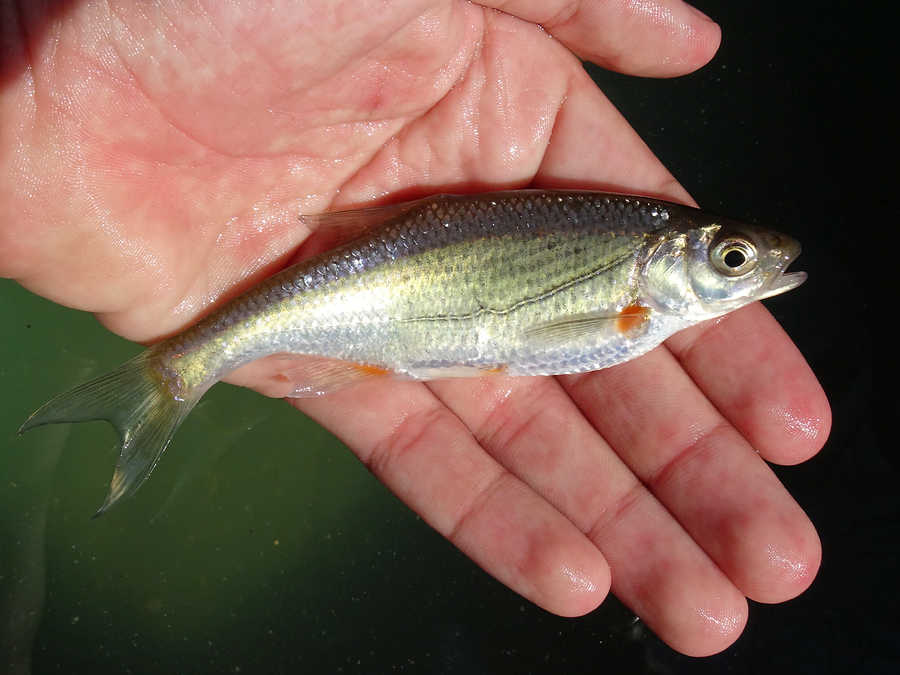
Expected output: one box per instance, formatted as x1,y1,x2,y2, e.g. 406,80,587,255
18,352,204,517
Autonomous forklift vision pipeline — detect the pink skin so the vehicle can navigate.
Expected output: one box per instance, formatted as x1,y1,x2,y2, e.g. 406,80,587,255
0,0,829,656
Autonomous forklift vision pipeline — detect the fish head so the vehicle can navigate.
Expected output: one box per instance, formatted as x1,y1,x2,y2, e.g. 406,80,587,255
642,218,806,319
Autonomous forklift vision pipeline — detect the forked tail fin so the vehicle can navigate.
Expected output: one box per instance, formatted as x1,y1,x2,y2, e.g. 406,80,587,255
18,352,204,516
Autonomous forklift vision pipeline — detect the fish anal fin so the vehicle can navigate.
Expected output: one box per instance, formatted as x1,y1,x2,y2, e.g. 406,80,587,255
351,363,393,377
289,357,395,397
225,354,394,399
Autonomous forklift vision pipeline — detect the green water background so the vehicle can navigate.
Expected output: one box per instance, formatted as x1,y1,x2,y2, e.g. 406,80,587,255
0,283,642,673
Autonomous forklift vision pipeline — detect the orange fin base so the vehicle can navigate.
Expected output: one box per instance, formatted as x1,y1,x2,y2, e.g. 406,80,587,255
616,304,651,333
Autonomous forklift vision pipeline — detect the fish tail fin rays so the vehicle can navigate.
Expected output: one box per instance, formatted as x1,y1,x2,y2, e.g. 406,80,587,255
18,352,204,516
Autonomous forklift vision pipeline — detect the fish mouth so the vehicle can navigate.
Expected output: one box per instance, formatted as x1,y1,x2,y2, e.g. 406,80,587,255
757,240,807,300
758,270,807,300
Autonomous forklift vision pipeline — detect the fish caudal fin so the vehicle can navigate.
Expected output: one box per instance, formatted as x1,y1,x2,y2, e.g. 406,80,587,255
18,352,203,516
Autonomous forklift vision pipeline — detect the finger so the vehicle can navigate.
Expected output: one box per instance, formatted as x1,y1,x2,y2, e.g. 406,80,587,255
479,0,721,77
561,346,822,604
665,302,831,465
534,64,694,203
290,380,610,617
427,375,747,656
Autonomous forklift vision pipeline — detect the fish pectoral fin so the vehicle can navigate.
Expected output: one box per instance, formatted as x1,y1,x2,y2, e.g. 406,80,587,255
524,304,652,346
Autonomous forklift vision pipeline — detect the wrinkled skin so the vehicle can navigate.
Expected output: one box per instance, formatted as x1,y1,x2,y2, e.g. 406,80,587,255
0,0,830,656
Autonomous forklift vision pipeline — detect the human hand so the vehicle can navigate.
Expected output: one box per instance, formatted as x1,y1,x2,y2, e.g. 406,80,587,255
0,0,829,656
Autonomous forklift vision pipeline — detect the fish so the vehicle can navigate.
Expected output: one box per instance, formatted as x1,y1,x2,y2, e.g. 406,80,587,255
18,190,806,514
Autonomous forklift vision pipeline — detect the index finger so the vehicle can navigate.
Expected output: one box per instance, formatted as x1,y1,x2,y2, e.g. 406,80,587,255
479,0,721,77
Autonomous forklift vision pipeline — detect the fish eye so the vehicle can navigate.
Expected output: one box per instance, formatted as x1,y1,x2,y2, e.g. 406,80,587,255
710,237,758,277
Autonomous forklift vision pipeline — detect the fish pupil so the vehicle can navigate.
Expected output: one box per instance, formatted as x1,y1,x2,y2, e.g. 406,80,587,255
723,249,746,268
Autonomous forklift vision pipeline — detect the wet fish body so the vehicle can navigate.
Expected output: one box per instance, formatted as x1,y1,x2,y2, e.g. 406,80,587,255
19,190,806,511
174,192,694,386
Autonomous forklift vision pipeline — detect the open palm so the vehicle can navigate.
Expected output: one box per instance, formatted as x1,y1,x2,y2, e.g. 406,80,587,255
0,0,829,656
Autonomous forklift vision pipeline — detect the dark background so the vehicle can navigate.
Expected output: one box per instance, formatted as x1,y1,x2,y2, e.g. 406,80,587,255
1,0,892,673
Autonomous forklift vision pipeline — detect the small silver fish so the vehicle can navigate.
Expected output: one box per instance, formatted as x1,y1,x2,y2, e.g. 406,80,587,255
19,190,806,513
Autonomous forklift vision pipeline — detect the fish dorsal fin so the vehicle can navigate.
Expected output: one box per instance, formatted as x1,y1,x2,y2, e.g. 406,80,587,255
524,305,652,346
298,198,425,252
